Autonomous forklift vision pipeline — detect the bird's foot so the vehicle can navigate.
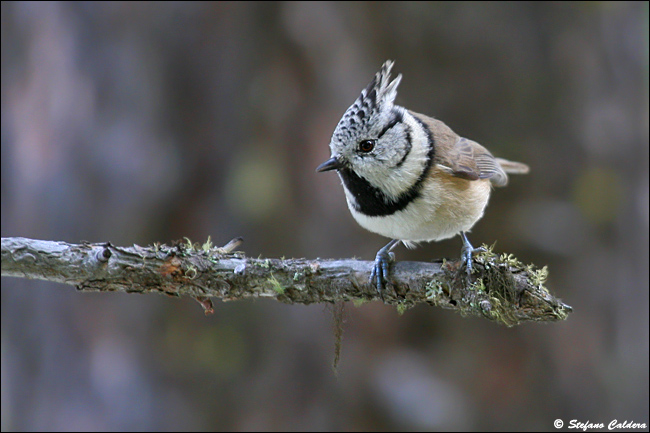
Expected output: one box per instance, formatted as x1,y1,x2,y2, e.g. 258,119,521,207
370,239,399,298
460,232,486,274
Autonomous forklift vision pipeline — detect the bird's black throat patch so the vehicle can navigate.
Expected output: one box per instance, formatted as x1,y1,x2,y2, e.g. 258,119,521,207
338,121,436,217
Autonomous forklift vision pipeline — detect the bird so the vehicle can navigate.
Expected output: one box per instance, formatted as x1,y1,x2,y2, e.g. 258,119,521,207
317,60,529,295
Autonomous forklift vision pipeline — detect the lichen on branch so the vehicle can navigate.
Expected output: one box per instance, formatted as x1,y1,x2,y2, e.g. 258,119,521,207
1,236,571,325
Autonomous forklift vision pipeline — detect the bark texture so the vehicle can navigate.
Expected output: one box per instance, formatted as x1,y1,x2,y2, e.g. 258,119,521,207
1,237,571,325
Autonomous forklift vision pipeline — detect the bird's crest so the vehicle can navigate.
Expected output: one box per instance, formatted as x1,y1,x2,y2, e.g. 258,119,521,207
333,60,402,144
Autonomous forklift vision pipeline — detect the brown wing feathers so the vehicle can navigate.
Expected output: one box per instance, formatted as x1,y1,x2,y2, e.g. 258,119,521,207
410,111,527,188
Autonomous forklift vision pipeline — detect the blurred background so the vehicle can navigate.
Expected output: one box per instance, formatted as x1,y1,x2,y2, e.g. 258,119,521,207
1,2,648,431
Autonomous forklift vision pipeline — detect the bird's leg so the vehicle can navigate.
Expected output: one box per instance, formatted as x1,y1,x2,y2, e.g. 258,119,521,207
460,232,486,274
370,239,400,297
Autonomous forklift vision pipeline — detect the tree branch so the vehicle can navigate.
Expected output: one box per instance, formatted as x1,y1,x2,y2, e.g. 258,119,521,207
1,236,571,326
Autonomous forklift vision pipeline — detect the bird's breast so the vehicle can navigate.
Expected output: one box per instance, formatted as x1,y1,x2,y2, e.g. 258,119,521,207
346,168,492,242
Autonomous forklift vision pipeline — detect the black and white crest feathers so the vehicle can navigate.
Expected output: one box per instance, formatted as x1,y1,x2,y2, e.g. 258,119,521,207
333,61,402,144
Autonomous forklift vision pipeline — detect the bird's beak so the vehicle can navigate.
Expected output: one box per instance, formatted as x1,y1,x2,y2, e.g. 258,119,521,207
316,156,344,172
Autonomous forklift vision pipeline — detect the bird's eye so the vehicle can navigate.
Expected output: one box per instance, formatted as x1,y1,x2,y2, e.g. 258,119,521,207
359,139,376,153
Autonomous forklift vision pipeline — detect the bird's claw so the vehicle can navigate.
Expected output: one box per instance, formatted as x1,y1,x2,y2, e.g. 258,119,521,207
370,250,395,296
370,240,399,298
460,232,485,274
461,245,486,274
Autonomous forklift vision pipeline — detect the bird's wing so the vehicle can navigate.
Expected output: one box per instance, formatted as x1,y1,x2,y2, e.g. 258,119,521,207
437,137,509,187
409,111,517,187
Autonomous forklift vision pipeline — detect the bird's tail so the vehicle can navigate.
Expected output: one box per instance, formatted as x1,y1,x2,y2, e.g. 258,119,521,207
496,158,530,175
